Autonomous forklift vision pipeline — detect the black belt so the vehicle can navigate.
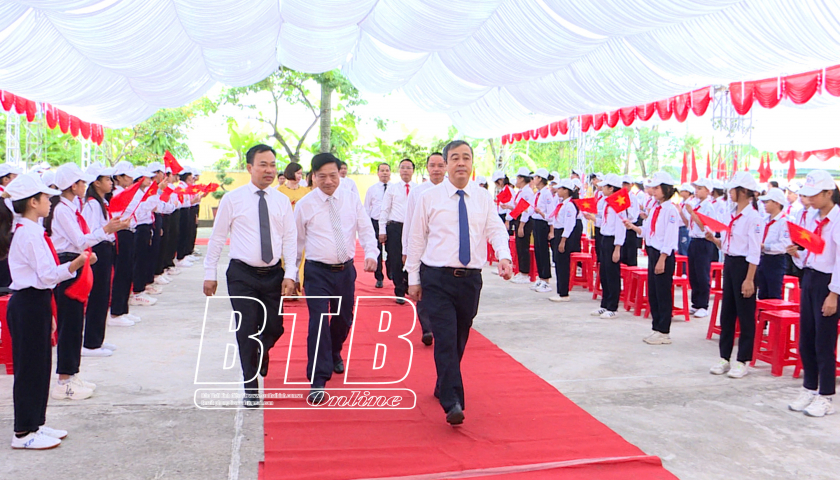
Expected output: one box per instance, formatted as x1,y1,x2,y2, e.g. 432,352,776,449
422,265,481,278
386,221,403,226
57,252,80,263
231,259,282,276
306,259,354,272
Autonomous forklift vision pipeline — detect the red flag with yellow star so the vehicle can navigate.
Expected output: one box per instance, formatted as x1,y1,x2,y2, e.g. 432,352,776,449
605,188,631,214
787,221,825,254
572,197,598,214
509,198,531,219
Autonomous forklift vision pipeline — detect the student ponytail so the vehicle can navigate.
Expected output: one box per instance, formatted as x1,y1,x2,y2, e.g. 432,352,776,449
831,187,840,205
43,194,63,237
86,181,108,220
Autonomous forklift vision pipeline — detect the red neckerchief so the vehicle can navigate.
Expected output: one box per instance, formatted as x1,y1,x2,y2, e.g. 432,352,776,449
650,204,662,234
804,216,830,265
724,211,744,252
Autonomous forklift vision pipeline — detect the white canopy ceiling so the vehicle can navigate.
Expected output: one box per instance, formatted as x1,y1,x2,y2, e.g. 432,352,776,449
1,0,839,137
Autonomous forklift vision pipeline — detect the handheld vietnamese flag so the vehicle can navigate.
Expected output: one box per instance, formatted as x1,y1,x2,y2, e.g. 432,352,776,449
163,150,184,175
572,197,598,214
605,188,631,214
64,255,93,303
496,186,513,204
706,152,712,178
509,198,531,219
695,211,730,233
185,184,204,195
680,151,688,184
787,221,825,254
108,181,143,216
690,148,698,182
159,186,175,202
204,183,220,193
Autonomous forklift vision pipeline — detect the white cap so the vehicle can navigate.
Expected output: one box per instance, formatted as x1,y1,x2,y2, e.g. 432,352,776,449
113,161,133,176
758,188,788,207
515,167,531,177
476,175,487,185
131,167,154,180
40,170,56,188
55,163,95,191
784,180,801,193
797,170,837,197
491,170,506,182
602,173,623,189
726,171,760,192
571,178,582,190
549,177,559,185
147,162,165,174
0,163,23,177
3,172,61,200
648,171,676,187
86,162,116,179
621,175,634,185
557,178,575,190
533,167,549,180
571,168,584,177
712,179,726,190
677,183,695,194
28,163,50,175
692,178,715,190
594,172,604,181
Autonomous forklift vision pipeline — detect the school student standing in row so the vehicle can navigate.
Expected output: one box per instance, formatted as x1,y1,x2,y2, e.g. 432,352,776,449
626,172,679,344
6,174,94,449
706,172,763,379
548,179,581,303
591,174,625,319
510,167,535,284
786,170,840,417
684,178,716,319
531,168,554,293
620,176,640,267
756,188,791,300
109,163,141,326
677,184,694,256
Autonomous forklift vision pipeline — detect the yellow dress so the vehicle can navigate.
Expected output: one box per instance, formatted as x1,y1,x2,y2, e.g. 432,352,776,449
277,183,311,285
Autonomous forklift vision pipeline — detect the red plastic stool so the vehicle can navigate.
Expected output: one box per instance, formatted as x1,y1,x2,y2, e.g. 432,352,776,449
710,262,723,290
529,245,538,282
509,236,519,275
706,288,742,340
644,276,691,322
591,263,602,300
487,242,497,265
0,295,12,375
675,254,689,277
570,252,593,292
620,266,646,305
751,309,800,376
626,270,648,316
784,275,800,303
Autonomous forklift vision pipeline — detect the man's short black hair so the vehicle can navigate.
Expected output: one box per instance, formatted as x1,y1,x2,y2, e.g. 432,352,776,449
769,180,779,188
246,144,276,165
311,153,342,173
377,162,391,171
426,152,444,164
442,140,473,161
399,158,415,169
339,160,348,168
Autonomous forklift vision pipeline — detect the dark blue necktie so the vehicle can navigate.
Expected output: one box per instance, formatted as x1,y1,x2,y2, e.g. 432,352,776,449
456,190,470,266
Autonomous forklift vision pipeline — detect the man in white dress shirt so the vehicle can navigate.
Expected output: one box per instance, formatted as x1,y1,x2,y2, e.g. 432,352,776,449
203,144,298,407
338,161,360,198
294,153,378,404
402,152,445,346
406,140,513,425
363,163,392,288
379,158,417,302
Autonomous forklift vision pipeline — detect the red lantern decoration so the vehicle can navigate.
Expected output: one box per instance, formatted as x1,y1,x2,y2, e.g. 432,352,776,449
58,110,70,133
0,91,14,112
70,116,81,137
80,121,91,140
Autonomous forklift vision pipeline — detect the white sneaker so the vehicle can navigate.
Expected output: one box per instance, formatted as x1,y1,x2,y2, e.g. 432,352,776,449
511,274,531,284
788,389,818,412
107,315,135,327
166,267,181,276
38,426,68,439
549,295,571,303
185,255,198,262
101,342,117,351
804,395,835,417
727,361,749,378
530,280,542,291
535,282,553,293
689,307,698,315
125,313,141,323
693,308,710,318
176,259,193,268
11,431,61,450
70,374,96,390
590,308,607,317
191,250,202,257
145,284,163,295
154,275,170,285
710,359,730,375
600,310,617,319
51,382,93,400
129,293,157,306
643,331,672,345
81,347,112,357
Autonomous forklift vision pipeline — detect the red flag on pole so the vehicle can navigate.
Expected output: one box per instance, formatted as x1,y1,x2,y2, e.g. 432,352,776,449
695,211,730,233
108,181,143,216
787,221,825,254
509,198,531,219
496,187,512,204
572,197,598,214
64,256,93,303
605,188,631,214
758,155,766,181
690,148,698,182
716,152,725,180
680,151,688,184
705,152,712,178
159,186,176,202
787,154,797,181
163,150,183,175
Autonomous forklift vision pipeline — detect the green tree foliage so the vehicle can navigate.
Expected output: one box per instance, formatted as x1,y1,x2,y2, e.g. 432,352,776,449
208,118,268,170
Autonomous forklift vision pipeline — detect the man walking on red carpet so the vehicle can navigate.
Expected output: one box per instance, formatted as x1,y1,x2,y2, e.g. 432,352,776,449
406,140,513,425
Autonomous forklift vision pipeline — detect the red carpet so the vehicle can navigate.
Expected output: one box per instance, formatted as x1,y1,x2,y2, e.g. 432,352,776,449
260,247,676,480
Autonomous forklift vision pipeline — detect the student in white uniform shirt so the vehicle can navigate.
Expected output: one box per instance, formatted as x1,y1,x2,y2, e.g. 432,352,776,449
785,170,840,417
591,174,625,319
705,172,763,379
405,140,513,425
363,162,392,289
294,153,377,405
784,182,804,218
684,178,716,318
0,163,22,288
530,168,555,293
402,152,446,346
755,188,791,300
493,170,515,235
379,158,417,301
127,168,159,306
626,172,679,344
338,160,360,198
5,174,93,449
509,167,535,284
620,175,640,266
204,144,298,407
676,184,694,256
46,164,126,401
109,162,141,326
548,179,582,302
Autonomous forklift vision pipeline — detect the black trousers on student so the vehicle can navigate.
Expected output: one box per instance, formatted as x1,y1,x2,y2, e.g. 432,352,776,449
621,227,638,266
177,205,193,260
226,260,286,395
719,255,756,363
148,213,163,284
799,269,840,396
84,241,115,349
111,230,135,317
500,213,514,236
163,209,181,270
55,252,83,376
420,264,482,413
532,219,551,280
646,246,676,334
188,205,199,253
551,220,582,297
385,221,407,297
303,260,356,388
155,214,171,276
132,223,152,294
8,288,52,433
599,235,621,312
513,218,533,274
0,258,12,288
688,237,716,310
371,218,389,282
593,226,602,260
756,254,787,300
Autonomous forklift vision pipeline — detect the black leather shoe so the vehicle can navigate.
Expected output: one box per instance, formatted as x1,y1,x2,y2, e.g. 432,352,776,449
396,298,406,305
334,359,345,374
421,332,433,346
375,280,383,288
308,388,326,405
259,349,269,377
446,404,464,425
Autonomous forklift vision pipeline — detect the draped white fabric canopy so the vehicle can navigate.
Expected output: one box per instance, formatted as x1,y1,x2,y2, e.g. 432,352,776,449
1,0,839,137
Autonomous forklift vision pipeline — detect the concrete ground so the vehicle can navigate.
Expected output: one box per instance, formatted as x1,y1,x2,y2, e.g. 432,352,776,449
1,229,838,479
